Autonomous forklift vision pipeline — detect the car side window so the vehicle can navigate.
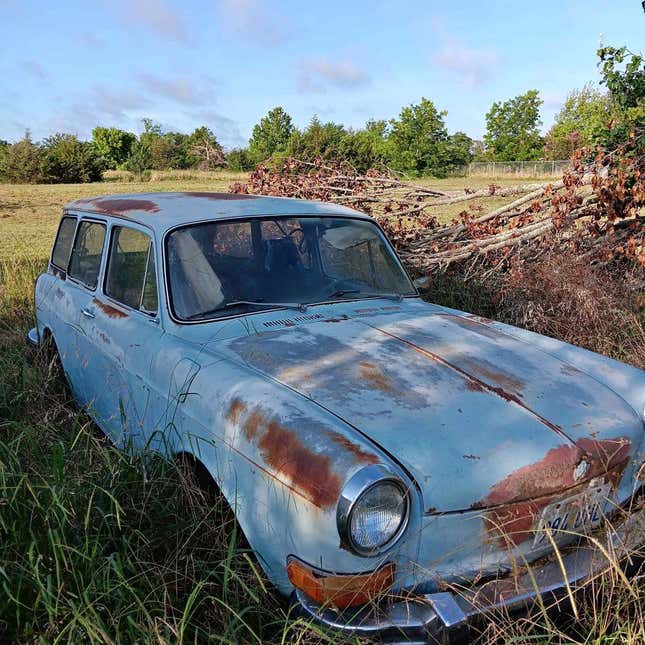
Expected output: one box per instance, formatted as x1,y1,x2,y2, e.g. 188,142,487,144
68,220,106,290
51,216,77,270
105,226,158,315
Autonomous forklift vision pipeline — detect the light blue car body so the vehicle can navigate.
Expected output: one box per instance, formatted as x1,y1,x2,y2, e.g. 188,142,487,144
31,192,645,639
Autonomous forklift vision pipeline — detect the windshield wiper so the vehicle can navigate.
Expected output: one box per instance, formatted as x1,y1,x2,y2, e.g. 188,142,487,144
187,299,307,320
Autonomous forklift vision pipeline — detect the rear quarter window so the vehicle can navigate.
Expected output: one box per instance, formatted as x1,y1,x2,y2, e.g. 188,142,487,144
51,216,77,270
68,220,106,290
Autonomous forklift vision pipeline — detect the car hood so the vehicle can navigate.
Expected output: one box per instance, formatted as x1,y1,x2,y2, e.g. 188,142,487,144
218,306,643,512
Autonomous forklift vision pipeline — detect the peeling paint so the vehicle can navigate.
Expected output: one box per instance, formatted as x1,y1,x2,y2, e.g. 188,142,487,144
473,437,632,546
257,417,342,508
358,361,394,393
180,192,260,200
78,197,161,214
92,298,128,319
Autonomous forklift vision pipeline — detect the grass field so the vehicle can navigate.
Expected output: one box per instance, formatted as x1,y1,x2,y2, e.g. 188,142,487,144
0,172,549,261
0,173,643,643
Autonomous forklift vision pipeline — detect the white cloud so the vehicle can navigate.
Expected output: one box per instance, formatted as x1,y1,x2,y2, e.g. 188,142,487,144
298,58,371,92
434,44,500,87
138,73,217,105
18,59,48,80
216,0,285,44
109,0,188,42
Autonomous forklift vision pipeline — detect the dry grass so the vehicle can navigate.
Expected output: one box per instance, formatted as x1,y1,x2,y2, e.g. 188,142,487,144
0,176,643,644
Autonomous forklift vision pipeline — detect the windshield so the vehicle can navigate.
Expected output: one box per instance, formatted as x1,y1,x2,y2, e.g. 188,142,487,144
165,216,416,321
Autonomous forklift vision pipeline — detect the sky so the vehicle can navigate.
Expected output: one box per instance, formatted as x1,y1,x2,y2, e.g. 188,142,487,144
1,0,643,149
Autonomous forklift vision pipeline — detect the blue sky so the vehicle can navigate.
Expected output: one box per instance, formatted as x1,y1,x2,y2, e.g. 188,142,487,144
1,1,643,149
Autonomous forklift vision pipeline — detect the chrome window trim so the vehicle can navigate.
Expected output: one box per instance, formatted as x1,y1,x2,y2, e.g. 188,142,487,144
336,463,411,557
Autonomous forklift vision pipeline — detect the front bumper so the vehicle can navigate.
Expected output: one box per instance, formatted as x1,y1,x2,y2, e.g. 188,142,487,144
293,498,645,643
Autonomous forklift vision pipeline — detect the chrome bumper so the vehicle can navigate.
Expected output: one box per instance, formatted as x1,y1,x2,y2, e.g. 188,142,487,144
293,500,645,643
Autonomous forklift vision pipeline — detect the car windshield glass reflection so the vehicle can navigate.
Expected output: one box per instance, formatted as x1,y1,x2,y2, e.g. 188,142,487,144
166,216,416,321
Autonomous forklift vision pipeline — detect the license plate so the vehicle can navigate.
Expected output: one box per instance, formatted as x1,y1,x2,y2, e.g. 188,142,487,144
532,482,611,549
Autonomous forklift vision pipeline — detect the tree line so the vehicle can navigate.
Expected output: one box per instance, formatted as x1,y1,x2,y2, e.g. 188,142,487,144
0,45,642,184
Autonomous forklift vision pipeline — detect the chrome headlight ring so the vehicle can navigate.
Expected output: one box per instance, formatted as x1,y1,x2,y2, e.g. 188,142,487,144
336,464,410,557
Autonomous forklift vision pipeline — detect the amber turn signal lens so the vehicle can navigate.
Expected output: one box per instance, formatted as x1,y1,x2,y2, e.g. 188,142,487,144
287,556,395,609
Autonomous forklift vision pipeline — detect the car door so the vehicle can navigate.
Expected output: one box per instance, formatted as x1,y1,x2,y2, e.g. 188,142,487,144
64,217,108,408
78,222,163,449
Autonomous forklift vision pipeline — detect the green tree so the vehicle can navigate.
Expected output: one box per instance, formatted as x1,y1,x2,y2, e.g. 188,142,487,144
91,127,136,169
285,116,347,162
483,90,544,161
544,85,613,159
596,45,644,144
0,131,45,183
124,139,151,177
226,147,255,171
443,131,474,171
388,98,450,176
249,107,294,162
41,134,104,183
188,126,225,170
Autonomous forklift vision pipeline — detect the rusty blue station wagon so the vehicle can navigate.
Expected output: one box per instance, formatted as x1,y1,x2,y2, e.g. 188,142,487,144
30,192,645,641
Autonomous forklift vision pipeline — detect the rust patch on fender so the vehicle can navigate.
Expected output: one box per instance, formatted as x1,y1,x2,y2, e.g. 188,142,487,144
181,192,260,200
330,434,380,464
92,298,128,319
473,437,632,546
79,198,161,214
227,398,247,425
229,403,380,507
359,361,394,393
243,410,264,441
258,420,342,508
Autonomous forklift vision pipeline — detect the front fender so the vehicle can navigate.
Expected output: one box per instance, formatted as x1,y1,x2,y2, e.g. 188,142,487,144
155,351,423,594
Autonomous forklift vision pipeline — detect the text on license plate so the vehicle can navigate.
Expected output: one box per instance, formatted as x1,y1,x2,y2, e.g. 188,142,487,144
532,483,612,549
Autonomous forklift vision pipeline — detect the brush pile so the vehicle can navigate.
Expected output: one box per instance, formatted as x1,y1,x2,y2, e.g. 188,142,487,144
230,134,645,277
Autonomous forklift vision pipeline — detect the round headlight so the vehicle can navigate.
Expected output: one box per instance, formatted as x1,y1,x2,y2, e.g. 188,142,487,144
337,465,409,556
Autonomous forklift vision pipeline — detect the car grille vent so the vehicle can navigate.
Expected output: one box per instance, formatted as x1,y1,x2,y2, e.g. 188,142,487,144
263,313,323,328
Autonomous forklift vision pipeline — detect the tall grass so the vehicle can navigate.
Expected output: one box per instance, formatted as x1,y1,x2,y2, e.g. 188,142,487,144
0,210,643,643
0,259,332,644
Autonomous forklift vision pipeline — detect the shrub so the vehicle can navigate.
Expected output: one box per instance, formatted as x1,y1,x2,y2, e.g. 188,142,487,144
41,133,104,183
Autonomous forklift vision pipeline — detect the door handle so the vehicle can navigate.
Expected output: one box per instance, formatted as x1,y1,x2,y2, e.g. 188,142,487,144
81,308,96,319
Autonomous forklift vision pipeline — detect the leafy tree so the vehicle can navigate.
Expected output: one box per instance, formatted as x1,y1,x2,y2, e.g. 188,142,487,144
249,107,294,162
0,131,45,183
285,116,347,162
483,90,544,161
596,45,644,145
388,98,451,176
543,85,613,160
124,140,151,177
41,134,104,183
91,127,136,169
226,148,255,172
443,131,474,171
188,126,225,170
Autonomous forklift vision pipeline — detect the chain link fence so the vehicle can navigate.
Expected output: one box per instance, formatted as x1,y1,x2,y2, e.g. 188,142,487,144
460,160,570,177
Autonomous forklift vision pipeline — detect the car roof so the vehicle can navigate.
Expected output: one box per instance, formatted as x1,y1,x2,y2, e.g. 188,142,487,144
65,192,371,230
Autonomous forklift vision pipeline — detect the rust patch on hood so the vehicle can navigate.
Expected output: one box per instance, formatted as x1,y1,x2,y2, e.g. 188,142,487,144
78,197,161,214
92,298,128,319
181,192,260,200
370,325,570,443
359,361,394,393
459,356,526,399
473,437,632,546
